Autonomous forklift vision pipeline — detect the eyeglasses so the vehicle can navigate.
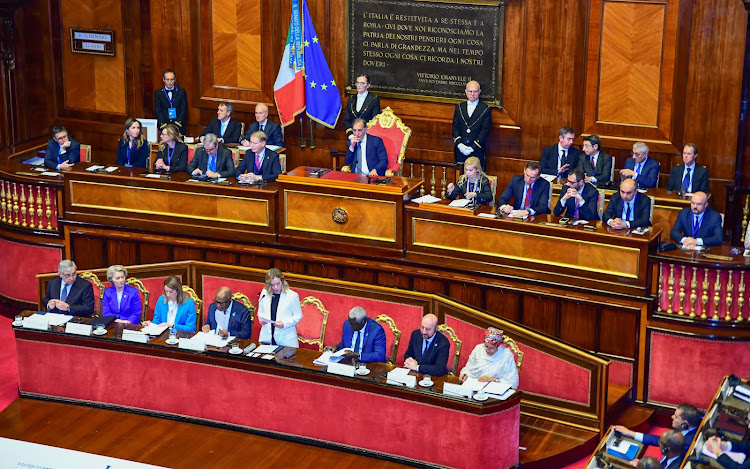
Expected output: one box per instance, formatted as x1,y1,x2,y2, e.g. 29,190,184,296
61,272,77,279
215,299,231,306
631,151,643,156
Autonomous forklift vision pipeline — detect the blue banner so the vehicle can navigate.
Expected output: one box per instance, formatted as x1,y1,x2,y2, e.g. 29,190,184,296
302,0,341,128
289,0,303,69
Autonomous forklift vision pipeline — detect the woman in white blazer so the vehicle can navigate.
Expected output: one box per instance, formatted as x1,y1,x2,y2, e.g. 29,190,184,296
257,268,303,347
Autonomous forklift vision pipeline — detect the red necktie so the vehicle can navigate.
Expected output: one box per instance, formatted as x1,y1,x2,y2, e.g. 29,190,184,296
524,184,532,209
254,154,261,172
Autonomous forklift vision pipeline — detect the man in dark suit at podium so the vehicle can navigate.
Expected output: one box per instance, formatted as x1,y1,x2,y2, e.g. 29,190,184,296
452,80,491,168
497,161,551,216
188,134,235,179
604,179,652,229
404,314,450,377
344,118,388,176
42,260,95,316
201,286,251,339
580,134,613,184
242,103,284,147
540,126,581,179
200,102,242,144
553,168,601,220
44,126,81,170
235,131,282,183
670,191,723,248
667,143,709,194
154,69,187,130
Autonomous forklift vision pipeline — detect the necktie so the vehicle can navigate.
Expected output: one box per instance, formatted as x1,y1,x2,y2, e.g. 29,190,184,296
254,154,261,172
560,150,567,170
354,142,362,173
259,123,264,132
693,215,700,236
574,198,579,219
61,284,70,302
220,121,227,137
625,202,631,221
590,155,595,169
353,331,360,353
422,339,428,355
209,155,216,172
524,184,532,210
636,163,642,175
682,167,692,192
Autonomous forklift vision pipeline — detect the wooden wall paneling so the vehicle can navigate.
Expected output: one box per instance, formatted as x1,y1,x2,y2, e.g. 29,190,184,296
375,270,411,290
599,306,638,358
238,252,273,270
305,261,340,279
172,245,202,261
485,288,520,323
204,249,237,265
274,258,306,275
71,234,106,269
521,295,558,338
341,266,375,284
559,300,597,351
139,241,171,264
447,281,483,309
106,238,138,266
412,277,447,297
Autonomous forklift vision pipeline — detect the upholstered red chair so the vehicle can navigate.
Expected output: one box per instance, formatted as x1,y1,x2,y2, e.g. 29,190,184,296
334,106,412,177
502,333,524,375
186,144,198,165
78,271,104,316
181,285,202,331
124,277,151,324
374,313,402,364
437,323,463,376
297,296,330,351
79,144,92,163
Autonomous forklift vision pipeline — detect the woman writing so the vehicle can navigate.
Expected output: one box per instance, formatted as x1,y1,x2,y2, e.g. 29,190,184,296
153,124,188,173
445,156,494,205
116,118,149,168
143,276,196,331
257,268,303,347
101,265,142,324
459,327,519,388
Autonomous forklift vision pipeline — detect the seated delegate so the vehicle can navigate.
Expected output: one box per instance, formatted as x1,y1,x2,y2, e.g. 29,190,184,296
326,306,386,363
235,131,282,183
201,286,252,339
143,276,196,331
44,125,81,171
459,327,519,388
42,259,95,316
101,264,142,324
497,161,551,216
116,118,149,168
669,191,723,248
445,156,493,205
153,124,188,173
403,313,450,377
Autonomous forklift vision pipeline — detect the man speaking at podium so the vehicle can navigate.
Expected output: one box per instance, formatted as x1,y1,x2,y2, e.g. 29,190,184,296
344,118,388,177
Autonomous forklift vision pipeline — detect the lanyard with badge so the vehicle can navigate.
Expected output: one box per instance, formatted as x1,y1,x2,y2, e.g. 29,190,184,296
164,87,178,120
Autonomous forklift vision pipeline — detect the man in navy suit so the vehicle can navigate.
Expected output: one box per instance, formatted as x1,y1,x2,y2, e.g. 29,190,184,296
497,161,552,216
553,168,601,220
615,403,701,456
42,260,95,316
705,417,750,469
539,126,581,178
235,131,282,183
344,118,388,176
670,191,723,247
188,134,235,178
667,143,710,193
452,80,492,168
603,179,652,229
327,306,386,363
580,134,613,184
345,74,381,140
201,286,251,339
44,125,81,170
404,314,450,377
242,103,284,147
200,102,242,144
621,141,660,188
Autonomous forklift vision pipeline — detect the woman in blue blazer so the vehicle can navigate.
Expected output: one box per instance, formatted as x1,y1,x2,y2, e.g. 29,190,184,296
102,265,142,324
144,276,196,331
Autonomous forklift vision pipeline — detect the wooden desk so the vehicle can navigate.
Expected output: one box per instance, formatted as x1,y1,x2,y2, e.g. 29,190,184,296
277,166,423,257
62,163,279,244
406,200,662,296
13,317,521,469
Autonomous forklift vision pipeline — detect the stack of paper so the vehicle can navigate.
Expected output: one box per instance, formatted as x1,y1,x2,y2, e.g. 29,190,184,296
313,348,351,365
412,194,442,204
461,377,487,392
483,381,513,399
140,324,168,336
607,439,638,460
702,445,747,464
254,344,281,354
448,199,472,208
43,313,74,326
733,384,750,403
191,331,233,348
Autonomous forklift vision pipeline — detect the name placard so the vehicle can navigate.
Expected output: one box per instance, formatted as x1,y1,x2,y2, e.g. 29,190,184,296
178,338,206,352
70,28,116,56
443,382,473,398
23,316,49,331
65,322,93,336
327,362,356,377
348,0,504,104
386,371,417,388
122,331,149,344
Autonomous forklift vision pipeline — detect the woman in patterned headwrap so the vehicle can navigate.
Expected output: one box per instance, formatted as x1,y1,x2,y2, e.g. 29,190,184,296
459,327,519,388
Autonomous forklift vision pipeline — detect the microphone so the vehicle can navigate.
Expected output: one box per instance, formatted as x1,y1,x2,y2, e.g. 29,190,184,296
243,343,257,354
613,430,623,445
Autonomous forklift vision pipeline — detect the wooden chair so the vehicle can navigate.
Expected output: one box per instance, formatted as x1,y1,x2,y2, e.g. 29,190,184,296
79,144,92,163
648,195,656,225
437,324,462,376
186,144,198,165
77,271,104,316
597,188,606,220
335,106,412,177
279,153,287,173
124,277,150,324
230,291,254,332
374,314,402,364
181,285,202,331
229,148,240,167
502,333,524,374
297,296,330,351
487,175,498,208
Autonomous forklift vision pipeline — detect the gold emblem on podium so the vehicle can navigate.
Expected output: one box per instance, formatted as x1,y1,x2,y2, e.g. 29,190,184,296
332,207,348,224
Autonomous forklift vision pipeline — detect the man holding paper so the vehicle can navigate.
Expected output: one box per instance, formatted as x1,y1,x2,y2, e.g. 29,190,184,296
497,161,551,217
327,307,386,363
202,286,252,339
42,260,95,316
403,314,450,377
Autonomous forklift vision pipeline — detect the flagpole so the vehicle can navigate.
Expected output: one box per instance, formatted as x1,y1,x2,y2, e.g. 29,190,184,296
298,114,306,148
298,0,306,148
308,117,316,149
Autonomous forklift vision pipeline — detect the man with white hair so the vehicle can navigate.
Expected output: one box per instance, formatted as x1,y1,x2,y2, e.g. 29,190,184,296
620,141,661,188
42,260,95,316
328,306,386,363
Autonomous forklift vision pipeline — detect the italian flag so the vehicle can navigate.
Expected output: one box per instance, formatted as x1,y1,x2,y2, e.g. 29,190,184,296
273,23,305,127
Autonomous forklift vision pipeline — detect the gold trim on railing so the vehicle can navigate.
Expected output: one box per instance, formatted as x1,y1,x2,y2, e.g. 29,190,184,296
742,195,749,243
712,274,721,320
667,264,675,314
701,268,709,319
739,272,746,322
1,181,6,223
45,187,52,230
12,183,19,226
430,166,436,197
27,186,35,229
656,263,664,312
36,186,42,230
419,165,425,197
689,266,698,318
677,265,686,315
726,271,735,321
441,167,447,199
20,184,27,228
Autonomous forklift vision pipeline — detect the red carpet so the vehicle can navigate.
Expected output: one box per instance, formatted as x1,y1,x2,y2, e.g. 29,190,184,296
0,313,19,412
561,425,671,469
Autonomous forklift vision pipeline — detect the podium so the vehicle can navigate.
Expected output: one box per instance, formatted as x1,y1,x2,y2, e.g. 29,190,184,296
277,166,423,256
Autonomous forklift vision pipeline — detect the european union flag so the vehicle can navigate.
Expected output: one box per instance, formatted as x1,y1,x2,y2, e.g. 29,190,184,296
302,0,341,128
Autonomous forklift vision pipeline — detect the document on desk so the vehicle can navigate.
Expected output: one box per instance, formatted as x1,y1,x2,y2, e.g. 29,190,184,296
140,324,168,336
191,331,234,348
540,174,557,183
412,194,441,204
86,165,106,172
313,348,351,365
254,344,282,354
702,445,746,463
461,377,487,392
448,198,472,208
607,440,638,460
40,171,60,177
43,313,74,326
483,381,512,397
733,384,750,403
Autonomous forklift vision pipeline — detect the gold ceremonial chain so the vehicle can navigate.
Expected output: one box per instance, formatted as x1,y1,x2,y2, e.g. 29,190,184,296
459,104,490,134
